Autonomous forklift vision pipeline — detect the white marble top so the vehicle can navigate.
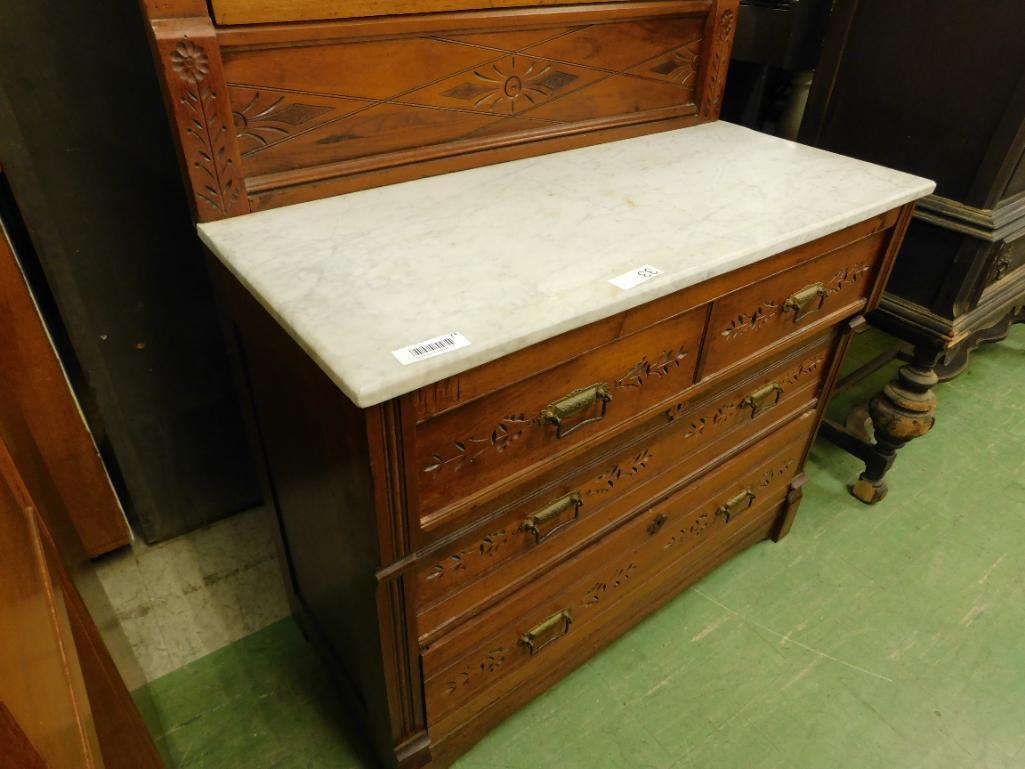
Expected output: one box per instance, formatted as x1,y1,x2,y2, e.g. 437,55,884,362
199,121,934,408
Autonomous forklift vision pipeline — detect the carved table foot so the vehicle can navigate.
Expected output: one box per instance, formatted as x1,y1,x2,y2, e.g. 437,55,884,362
850,347,940,504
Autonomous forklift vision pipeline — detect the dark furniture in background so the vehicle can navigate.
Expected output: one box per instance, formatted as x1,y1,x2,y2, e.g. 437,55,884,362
0,0,261,542
801,0,1025,503
722,0,831,134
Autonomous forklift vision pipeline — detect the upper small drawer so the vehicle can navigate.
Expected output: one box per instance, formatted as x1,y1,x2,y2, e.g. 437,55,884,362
702,228,888,377
415,307,706,521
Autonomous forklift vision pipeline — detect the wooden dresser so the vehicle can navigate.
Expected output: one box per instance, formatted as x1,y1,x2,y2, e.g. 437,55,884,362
800,0,1025,502
139,1,932,766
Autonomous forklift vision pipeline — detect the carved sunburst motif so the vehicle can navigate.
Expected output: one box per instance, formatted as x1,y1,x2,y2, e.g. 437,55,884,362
232,92,334,149
442,57,579,113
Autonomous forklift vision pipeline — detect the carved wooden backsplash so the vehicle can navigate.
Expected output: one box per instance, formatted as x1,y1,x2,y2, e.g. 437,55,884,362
223,13,706,181
145,1,738,218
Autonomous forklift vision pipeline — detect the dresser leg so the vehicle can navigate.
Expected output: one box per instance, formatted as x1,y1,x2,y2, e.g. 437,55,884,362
772,474,807,541
395,731,433,769
850,344,941,504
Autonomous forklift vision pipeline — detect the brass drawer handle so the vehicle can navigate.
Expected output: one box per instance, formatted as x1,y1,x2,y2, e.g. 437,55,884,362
716,488,756,522
522,492,583,543
741,382,784,417
538,383,612,439
783,282,827,322
520,610,573,655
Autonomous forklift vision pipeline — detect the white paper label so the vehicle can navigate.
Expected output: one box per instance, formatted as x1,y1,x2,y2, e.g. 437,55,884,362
609,264,664,290
392,331,471,365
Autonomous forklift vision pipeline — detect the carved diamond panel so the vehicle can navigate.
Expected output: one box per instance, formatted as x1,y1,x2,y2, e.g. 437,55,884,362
409,55,597,115
230,88,373,154
526,17,703,72
222,15,706,180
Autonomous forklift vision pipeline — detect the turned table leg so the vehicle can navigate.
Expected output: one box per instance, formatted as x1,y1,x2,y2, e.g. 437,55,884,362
850,344,942,504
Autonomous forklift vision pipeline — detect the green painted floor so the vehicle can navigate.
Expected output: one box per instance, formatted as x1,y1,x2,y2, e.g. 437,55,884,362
136,326,1025,769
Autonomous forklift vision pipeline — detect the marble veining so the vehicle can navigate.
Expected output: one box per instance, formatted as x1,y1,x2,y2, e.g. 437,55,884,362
198,121,934,408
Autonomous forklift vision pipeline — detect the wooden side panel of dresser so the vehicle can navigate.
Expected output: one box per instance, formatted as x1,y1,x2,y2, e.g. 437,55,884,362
213,262,429,766
214,204,913,769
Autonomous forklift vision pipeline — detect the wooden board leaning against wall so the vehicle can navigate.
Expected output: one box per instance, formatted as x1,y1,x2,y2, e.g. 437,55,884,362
0,161,165,765
0,166,129,557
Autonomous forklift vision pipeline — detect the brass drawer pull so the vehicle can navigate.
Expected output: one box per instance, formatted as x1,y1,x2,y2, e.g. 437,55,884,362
520,610,573,655
522,492,583,543
717,488,756,522
539,383,612,439
741,382,784,417
783,282,827,322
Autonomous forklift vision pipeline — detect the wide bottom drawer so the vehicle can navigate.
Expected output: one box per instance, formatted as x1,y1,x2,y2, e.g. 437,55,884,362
421,409,816,730
429,497,787,764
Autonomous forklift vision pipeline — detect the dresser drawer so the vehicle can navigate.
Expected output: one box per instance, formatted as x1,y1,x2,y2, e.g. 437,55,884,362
414,334,832,638
702,228,888,377
420,410,813,725
415,307,706,520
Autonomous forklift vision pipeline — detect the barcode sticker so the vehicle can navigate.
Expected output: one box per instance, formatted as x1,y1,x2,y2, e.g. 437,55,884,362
392,331,471,366
609,264,664,290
